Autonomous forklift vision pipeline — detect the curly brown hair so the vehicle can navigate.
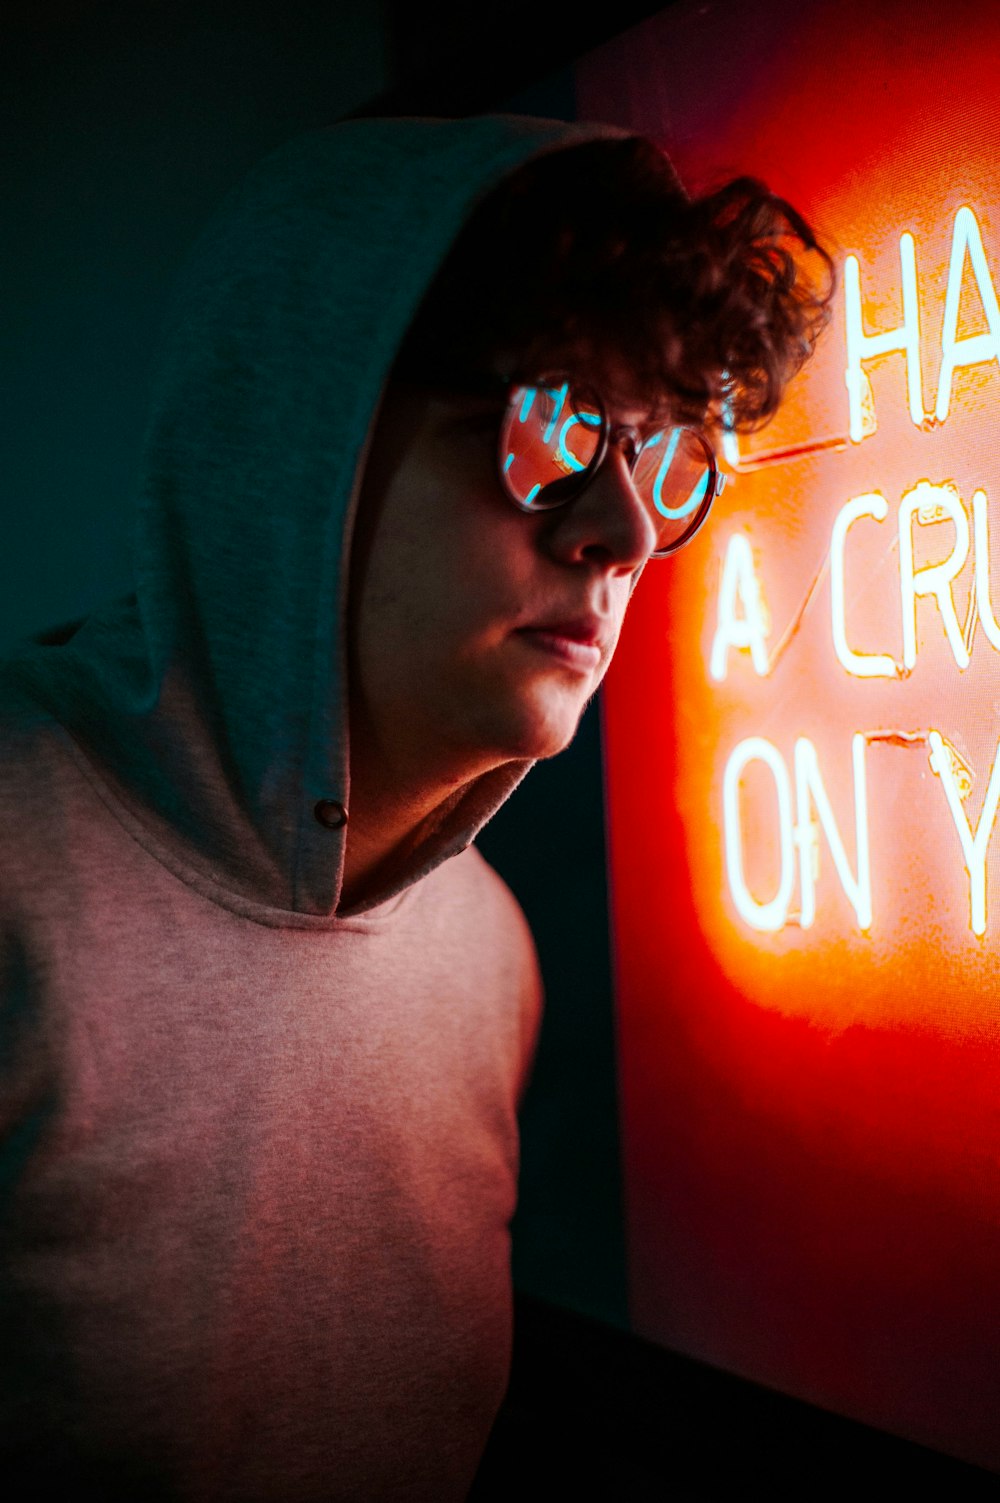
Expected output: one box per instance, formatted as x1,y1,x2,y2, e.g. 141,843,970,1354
394,135,835,434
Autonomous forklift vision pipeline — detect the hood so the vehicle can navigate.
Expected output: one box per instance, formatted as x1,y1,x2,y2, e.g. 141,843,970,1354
3,115,624,925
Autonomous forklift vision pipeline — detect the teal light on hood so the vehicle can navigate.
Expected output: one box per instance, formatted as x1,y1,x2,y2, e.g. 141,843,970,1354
4,116,625,923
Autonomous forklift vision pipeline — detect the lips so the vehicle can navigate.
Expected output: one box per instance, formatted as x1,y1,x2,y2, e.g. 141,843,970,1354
514,613,612,672
518,614,611,651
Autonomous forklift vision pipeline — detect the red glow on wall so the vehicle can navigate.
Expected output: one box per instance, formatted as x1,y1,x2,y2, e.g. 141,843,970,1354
584,0,1000,1471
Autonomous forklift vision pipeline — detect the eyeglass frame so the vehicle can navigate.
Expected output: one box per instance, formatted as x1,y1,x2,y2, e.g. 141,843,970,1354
494,379,725,559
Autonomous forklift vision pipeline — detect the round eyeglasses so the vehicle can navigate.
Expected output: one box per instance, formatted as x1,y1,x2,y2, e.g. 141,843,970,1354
498,381,725,558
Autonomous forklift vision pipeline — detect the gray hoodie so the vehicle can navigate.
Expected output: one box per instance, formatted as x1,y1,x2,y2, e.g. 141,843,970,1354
0,115,614,1500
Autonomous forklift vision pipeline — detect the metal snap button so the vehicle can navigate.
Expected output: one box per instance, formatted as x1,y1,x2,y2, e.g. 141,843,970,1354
314,799,348,829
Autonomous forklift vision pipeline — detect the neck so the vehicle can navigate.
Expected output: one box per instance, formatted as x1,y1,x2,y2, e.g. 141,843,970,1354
338,753,473,911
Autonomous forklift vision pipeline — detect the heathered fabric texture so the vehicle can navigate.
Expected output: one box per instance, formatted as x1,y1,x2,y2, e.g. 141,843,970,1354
0,116,621,1499
0,684,541,1500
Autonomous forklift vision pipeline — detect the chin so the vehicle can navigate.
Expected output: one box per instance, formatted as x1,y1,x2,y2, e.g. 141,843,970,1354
505,695,585,762
463,669,591,764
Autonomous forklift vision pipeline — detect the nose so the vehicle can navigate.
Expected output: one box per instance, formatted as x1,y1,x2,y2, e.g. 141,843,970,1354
541,445,659,574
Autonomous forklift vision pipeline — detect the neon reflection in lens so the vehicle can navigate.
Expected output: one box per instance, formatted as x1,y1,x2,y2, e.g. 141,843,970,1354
646,430,708,521
558,410,601,472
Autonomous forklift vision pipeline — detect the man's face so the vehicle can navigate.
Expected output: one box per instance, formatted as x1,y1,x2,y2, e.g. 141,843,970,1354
347,363,663,790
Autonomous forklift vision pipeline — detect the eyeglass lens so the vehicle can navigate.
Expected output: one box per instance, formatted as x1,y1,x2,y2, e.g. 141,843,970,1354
499,383,714,555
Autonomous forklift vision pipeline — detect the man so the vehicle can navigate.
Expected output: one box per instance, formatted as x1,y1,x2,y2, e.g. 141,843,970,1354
0,117,831,1499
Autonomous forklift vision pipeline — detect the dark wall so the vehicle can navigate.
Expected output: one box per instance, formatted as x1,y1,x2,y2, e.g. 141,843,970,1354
4,1,389,654
476,699,626,1328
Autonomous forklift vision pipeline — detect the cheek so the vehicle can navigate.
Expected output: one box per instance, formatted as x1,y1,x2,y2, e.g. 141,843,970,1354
355,436,545,680
421,497,535,625
356,510,482,691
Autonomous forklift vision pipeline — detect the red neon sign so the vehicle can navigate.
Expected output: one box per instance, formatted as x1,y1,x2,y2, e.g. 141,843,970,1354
584,0,1000,1470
